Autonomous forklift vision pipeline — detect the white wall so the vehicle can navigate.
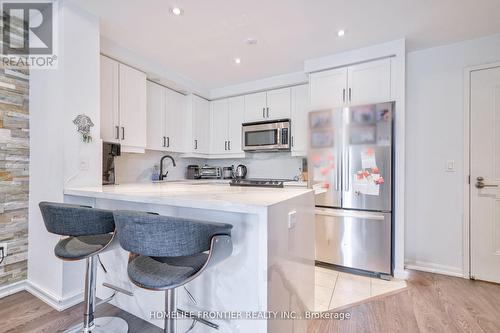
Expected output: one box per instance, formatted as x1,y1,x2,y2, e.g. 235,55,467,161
28,0,101,304
405,33,500,276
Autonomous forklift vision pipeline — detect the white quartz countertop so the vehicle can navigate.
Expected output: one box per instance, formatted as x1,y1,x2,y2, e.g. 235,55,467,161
64,181,312,214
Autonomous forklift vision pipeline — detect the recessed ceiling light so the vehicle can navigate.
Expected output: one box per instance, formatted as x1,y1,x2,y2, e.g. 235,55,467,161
245,38,258,46
234,58,241,64
337,29,346,37
171,7,182,16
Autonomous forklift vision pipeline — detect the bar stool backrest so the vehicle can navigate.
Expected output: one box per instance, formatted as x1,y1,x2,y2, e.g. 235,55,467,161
113,210,232,258
39,202,115,236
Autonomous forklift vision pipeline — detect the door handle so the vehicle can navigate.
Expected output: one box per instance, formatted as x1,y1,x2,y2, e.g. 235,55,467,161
121,127,125,140
476,176,498,189
344,148,350,191
115,126,120,140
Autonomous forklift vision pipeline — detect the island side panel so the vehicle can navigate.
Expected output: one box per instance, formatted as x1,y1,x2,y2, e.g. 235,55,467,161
267,191,315,333
64,195,268,333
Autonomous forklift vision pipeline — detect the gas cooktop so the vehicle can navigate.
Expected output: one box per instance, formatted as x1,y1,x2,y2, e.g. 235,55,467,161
229,178,291,188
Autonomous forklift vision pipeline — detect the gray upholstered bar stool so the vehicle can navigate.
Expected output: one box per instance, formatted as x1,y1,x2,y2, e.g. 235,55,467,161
39,202,128,333
113,210,233,333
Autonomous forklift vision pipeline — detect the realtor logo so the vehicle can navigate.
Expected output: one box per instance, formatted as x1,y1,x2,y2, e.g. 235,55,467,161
1,1,57,68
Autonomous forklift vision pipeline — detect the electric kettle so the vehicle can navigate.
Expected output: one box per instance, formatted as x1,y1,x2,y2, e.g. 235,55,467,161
234,164,247,179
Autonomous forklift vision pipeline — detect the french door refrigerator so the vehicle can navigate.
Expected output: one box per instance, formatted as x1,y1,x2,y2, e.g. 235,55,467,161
308,102,393,276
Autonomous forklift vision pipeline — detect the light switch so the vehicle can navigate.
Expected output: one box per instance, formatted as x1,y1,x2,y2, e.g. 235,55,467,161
445,160,455,172
288,211,297,229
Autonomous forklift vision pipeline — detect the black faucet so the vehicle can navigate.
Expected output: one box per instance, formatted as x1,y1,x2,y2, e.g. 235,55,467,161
159,155,176,181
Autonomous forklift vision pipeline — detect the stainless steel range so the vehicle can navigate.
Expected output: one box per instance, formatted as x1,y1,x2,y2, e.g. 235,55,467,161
229,178,287,188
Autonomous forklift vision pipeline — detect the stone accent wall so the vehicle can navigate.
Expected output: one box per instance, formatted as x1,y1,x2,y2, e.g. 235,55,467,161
0,62,29,287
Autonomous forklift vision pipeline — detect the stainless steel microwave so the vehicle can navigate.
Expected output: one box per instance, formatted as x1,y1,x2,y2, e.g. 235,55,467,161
242,119,291,152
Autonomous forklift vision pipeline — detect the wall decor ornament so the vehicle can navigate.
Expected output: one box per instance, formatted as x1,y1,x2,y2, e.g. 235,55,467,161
73,114,94,143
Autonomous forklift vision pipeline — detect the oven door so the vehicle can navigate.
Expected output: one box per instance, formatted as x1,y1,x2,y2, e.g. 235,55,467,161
242,121,290,151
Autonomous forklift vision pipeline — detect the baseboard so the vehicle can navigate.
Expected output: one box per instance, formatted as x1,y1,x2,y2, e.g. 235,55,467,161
25,281,84,311
0,280,28,299
405,260,465,278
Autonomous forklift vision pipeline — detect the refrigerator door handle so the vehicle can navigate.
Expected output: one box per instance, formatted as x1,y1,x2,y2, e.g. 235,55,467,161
315,208,385,221
344,148,350,191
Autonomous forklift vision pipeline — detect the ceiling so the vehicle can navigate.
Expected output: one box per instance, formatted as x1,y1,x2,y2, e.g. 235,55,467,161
73,0,500,91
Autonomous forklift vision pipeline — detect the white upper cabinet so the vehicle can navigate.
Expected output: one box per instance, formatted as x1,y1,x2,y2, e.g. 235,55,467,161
309,58,392,110
165,89,187,152
244,92,267,122
244,88,291,122
146,81,165,151
100,55,146,149
290,84,309,156
227,96,244,153
266,87,291,120
146,82,187,153
309,67,347,110
211,99,229,154
100,55,119,143
210,96,245,156
191,95,211,154
347,58,391,105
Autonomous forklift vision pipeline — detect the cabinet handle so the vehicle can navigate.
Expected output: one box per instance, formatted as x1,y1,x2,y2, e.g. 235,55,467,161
121,127,125,140
228,141,231,150
291,136,294,147
167,137,170,148
115,126,120,140
224,141,227,151
266,107,269,118
342,89,346,103
194,139,198,150
162,136,166,147
348,88,352,102
263,108,266,118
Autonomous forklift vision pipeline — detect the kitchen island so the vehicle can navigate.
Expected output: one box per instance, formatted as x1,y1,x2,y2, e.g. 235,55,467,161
64,182,315,333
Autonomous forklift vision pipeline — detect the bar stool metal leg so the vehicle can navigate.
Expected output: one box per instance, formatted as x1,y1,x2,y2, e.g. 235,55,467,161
65,255,129,333
165,289,176,333
83,256,97,331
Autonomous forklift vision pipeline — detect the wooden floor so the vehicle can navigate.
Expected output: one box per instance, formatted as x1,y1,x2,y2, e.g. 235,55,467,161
0,270,499,333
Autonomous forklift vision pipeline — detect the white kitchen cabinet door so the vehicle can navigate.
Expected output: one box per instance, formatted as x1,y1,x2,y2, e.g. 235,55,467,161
244,92,267,122
347,58,391,105
165,89,187,152
211,99,229,154
118,63,147,148
100,55,120,143
192,95,210,154
266,87,291,120
291,84,309,156
146,81,166,151
227,96,244,153
309,67,347,110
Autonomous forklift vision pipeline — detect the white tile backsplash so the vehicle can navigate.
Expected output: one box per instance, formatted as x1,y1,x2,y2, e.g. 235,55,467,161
114,151,305,183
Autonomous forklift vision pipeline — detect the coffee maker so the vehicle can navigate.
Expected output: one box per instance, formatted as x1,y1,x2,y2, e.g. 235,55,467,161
102,142,120,185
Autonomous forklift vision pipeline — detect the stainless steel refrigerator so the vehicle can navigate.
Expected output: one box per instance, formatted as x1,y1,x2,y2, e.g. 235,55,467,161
308,102,393,276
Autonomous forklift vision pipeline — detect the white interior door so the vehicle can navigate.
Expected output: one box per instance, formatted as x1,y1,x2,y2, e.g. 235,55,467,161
470,65,500,283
